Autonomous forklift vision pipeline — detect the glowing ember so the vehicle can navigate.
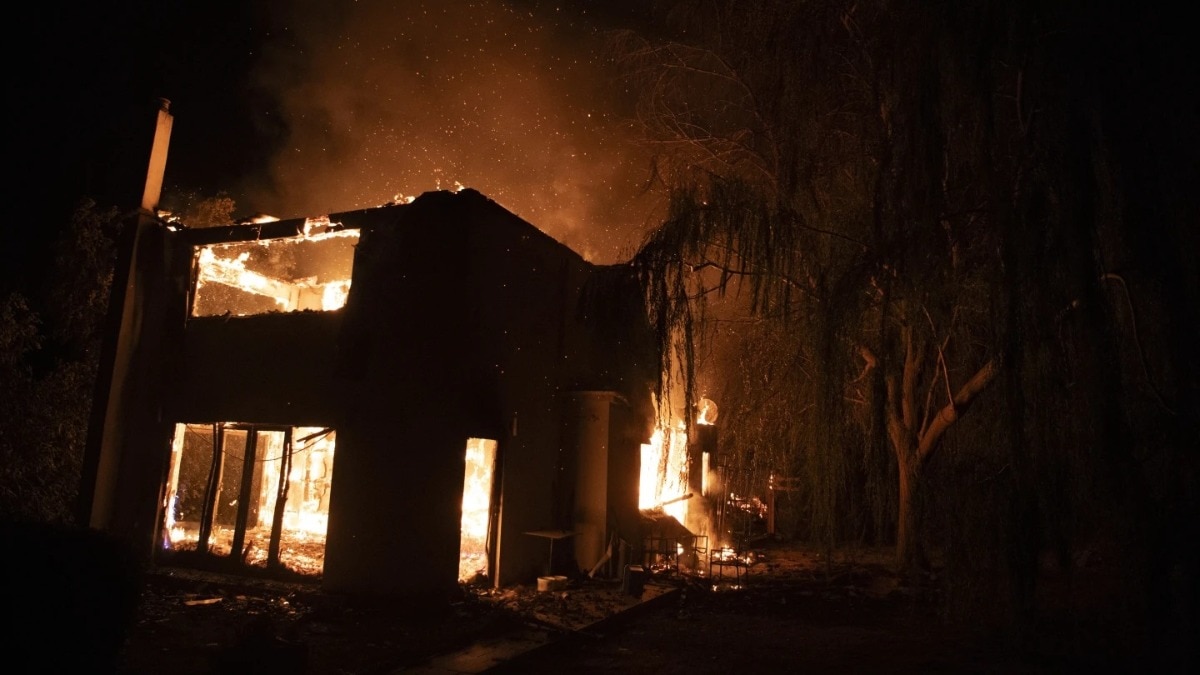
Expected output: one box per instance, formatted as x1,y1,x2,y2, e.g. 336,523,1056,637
302,215,330,237
321,280,352,311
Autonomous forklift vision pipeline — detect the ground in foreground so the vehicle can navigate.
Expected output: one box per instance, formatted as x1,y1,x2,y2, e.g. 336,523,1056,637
112,538,1153,674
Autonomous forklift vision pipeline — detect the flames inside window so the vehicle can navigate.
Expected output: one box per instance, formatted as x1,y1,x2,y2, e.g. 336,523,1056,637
191,226,360,318
162,423,336,578
459,438,497,583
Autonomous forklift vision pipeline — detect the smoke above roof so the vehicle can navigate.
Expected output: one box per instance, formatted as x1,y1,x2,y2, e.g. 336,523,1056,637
240,1,662,264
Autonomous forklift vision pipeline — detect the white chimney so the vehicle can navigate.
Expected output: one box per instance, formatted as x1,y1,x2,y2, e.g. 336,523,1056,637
140,97,173,212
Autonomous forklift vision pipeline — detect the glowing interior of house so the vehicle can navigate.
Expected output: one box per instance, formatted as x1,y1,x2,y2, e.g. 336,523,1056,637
191,223,359,317
162,424,335,576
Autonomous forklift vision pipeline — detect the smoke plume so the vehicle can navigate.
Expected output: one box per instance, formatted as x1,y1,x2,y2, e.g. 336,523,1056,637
242,0,660,263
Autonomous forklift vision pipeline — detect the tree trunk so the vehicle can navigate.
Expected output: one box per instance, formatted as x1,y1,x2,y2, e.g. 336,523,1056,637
870,343,996,577
895,454,924,576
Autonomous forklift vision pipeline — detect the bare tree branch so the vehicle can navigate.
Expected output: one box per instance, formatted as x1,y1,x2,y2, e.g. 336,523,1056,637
917,359,999,463
918,304,954,439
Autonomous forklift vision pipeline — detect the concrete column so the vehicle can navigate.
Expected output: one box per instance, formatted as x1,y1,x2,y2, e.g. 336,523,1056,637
570,391,616,573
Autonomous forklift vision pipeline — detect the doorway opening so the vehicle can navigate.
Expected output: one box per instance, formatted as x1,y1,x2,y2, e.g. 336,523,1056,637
459,437,497,583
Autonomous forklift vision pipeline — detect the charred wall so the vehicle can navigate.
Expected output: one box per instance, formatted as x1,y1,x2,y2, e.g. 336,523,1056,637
170,312,343,425
325,190,607,595
323,193,477,598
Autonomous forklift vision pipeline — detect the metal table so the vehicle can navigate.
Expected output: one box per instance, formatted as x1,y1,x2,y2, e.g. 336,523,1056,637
524,529,575,576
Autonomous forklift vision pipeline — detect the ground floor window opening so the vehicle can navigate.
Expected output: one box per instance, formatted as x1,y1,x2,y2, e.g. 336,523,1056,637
161,423,336,578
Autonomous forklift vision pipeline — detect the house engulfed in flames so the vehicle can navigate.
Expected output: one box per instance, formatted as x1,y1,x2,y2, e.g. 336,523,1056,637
79,188,661,601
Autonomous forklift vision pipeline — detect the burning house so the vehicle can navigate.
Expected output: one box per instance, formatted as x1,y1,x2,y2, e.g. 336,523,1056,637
79,187,661,600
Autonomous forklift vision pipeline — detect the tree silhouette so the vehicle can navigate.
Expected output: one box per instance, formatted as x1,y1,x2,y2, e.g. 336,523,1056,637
621,1,1198,651
1,199,121,522
0,191,241,523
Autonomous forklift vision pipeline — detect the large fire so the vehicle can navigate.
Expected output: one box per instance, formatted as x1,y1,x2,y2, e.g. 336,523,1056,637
639,423,690,524
640,398,720,526
192,222,359,318
459,438,497,582
162,424,336,577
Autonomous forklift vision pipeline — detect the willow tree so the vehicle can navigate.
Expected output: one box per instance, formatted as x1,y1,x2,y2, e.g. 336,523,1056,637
618,3,1199,658
618,0,1035,573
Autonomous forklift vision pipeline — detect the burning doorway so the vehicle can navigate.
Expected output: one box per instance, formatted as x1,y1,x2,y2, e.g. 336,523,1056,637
459,438,497,583
640,424,690,524
161,423,336,577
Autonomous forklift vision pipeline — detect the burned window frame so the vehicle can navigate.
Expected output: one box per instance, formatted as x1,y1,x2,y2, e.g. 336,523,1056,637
182,218,361,320
160,422,336,578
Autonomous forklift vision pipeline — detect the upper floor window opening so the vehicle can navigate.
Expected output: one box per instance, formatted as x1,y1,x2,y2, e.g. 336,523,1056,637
190,225,360,318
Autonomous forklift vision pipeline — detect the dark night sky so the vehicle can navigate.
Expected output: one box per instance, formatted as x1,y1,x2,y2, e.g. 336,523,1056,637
7,1,664,292
6,1,1195,290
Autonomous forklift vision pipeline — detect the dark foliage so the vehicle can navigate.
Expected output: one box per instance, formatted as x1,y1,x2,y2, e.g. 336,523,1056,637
0,199,123,523
1,519,143,674
619,0,1198,664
